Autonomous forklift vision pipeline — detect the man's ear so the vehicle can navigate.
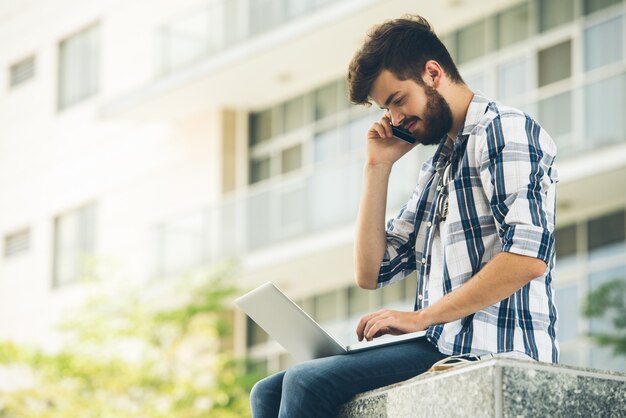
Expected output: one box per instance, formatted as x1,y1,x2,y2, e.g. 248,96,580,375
422,60,443,88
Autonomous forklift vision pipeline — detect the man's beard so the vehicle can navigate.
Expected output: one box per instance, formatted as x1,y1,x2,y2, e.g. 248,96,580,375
405,85,454,146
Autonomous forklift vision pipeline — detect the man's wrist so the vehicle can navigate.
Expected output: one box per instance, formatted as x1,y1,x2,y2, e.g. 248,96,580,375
416,307,435,329
364,159,393,174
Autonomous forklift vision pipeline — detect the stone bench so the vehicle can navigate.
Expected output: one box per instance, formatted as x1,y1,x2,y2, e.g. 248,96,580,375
338,357,626,417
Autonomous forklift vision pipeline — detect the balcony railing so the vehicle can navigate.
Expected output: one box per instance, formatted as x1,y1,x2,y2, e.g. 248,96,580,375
158,0,340,75
151,147,428,278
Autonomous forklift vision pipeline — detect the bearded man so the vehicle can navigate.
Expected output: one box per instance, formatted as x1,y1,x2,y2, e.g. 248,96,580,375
250,15,559,418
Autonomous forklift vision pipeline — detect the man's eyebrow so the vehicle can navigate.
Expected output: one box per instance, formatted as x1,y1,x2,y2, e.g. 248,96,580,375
382,91,401,108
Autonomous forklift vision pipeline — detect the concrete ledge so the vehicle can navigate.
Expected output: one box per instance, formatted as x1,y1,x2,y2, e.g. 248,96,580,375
338,358,626,417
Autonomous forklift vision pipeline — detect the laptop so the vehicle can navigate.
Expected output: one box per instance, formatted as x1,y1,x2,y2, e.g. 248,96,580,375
234,282,426,362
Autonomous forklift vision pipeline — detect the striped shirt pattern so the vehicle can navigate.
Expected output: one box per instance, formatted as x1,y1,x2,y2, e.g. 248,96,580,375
377,92,559,363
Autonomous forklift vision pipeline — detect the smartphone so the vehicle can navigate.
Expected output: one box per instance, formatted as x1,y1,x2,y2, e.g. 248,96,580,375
391,125,416,144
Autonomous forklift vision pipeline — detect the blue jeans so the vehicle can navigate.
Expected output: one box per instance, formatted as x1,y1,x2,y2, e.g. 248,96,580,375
250,339,446,418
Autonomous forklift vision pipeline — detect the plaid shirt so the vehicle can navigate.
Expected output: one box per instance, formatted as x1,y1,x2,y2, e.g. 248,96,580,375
378,92,559,363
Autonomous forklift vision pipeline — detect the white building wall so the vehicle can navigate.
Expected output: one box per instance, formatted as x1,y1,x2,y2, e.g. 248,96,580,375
0,0,223,347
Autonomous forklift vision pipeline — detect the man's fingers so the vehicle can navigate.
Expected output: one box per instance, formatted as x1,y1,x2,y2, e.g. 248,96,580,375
366,318,394,341
363,311,392,341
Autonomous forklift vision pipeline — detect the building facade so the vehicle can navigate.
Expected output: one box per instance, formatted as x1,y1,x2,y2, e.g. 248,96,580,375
1,0,625,374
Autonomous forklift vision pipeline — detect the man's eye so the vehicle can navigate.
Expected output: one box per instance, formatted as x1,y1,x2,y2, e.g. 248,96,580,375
394,97,404,106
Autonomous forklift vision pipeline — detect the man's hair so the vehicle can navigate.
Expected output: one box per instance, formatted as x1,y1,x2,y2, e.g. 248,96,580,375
347,15,464,105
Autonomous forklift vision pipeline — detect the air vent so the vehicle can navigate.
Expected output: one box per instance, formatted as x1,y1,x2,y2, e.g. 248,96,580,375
9,55,35,88
4,229,30,258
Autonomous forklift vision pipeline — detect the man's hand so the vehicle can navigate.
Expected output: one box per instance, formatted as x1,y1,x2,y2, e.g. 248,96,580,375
356,309,428,342
366,113,416,167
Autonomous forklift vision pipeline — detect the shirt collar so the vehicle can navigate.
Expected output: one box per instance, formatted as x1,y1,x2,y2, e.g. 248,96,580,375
431,91,491,168
459,90,491,136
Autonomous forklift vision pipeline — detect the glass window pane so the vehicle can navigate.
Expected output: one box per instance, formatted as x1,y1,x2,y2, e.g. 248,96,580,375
404,273,418,303
284,96,307,133
246,316,268,346
457,20,487,64
588,266,626,335
555,224,578,259
315,82,338,121
556,285,579,342
585,74,626,147
588,210,626,252
538,91,572,147
381,282,405,306
464,73,486,93
315,290,338,323
279,185,305,232
498,57,529,100
281,144,302,174
58,24,99,109
246,190,272,249
249,156,271,184
539,0,575,32
585,17,623,71
53,204,96,287
538,41,572,87
250,109,273,145
584,0,622,15
337,79,350,112
497,3,530,49
348,286,371,316
249,0,285,35
349,115,371,152
313,127,342,163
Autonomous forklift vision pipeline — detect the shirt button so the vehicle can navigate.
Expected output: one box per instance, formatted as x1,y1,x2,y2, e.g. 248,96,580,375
427,221,432,227
418,295,423,300
421,257,426,264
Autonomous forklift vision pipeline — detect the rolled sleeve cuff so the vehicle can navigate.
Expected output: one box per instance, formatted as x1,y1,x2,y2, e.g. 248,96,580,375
501,224,554,264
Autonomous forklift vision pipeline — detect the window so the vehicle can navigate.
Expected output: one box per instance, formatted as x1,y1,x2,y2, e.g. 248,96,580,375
538,41,571,87
538,91,573,148
498,57,529,100
283,96,308,133
53,203,96,288
584,17,623,71
556,285,579,342
588,265,626,334
314,290,338,323
348,286,371,316
585,74,626,147
497,3,530,49
4,229,30,258
587,210,625,253
9,55,35,88
281,144,302,174
58,24,100,110
246,316,268,347
249,109,273,146
539,0,575,32
555,224,578,259
249,156,271,184
249,0,285,35
381,281,406,306
456,20,488,64
584,0,622,15
315,82,339,121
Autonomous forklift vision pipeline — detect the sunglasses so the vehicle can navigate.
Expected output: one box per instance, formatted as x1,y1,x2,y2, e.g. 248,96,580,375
436,162,452,222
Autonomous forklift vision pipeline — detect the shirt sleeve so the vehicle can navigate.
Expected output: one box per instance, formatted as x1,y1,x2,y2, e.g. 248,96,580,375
478,112,558,265
376,166,430,288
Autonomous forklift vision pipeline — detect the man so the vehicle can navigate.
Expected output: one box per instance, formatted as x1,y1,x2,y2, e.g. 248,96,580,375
250,15,558,418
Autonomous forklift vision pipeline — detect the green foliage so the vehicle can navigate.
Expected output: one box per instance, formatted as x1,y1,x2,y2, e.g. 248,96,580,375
0,264,264,417
582,278,626,357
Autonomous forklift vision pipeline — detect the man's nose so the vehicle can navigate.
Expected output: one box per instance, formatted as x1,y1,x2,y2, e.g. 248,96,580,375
389,109,404,126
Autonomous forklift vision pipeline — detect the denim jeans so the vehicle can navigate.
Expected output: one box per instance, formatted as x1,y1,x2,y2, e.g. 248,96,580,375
250,339,447,418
